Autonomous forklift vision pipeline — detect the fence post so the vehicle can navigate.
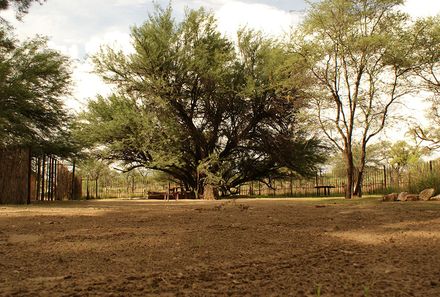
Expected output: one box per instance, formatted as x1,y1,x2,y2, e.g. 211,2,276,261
27,148,32,205
71,160,76,200
41,156,45,200
47,157,50,201
36,157,41,201
53,159,57,200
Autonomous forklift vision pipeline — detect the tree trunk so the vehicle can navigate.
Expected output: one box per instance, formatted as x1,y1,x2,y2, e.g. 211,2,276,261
344,150,355,199
354,170,364,198
354,141,367,198
203,184,218,200
86,177,90,200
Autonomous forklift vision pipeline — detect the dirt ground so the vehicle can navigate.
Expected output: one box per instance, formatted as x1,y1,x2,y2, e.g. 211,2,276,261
1,197,440,297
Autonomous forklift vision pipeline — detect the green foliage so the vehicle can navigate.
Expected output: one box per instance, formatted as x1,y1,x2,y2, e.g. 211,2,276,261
412,15,440,94
78,6,326,196
0,27,74,156
407,172,440,194
293,0,418,198
388,141,423,172
77,158,110,181
331,141,391,177
411,16,440,148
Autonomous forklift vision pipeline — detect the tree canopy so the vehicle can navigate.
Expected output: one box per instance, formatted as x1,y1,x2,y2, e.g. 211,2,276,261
411,16,440,148
0,32,72,151
293,0,418,198
77,6,326,198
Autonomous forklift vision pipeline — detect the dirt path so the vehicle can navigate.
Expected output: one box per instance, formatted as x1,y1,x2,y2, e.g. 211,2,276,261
1,198,440,296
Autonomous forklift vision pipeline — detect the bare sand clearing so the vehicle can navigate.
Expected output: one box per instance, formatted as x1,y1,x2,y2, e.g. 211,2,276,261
1,198,440,296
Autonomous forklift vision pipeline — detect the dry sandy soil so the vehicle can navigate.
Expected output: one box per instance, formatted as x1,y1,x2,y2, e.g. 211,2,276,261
1,197,440,296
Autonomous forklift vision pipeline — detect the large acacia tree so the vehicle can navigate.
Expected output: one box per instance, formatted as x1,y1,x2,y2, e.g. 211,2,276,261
78,7,325,199
294,0,417,198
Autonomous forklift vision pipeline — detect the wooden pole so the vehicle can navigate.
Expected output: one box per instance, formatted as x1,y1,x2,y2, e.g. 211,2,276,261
71,161,76,200
41,155,46,201
47,157,51,201
36,157,41,201
49,158,53,201
53,159,57,200
27,148,32,205
50,158,54,201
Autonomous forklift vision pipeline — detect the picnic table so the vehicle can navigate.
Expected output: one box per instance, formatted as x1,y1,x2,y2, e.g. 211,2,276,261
314,185,336,196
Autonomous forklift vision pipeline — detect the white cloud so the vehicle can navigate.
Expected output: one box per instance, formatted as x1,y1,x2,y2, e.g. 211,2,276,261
215,1,303,39
4,0,440,115
68,60,111,110
47,42,80,60
84,30,134,56
402,0,440,18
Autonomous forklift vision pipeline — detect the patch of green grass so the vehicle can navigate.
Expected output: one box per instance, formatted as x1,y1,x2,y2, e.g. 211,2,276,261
363,286,370,297
315,284,322,297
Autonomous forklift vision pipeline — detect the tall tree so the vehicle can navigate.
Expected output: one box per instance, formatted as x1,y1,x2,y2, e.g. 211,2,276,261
411,16,440,148
78,6,325,199
0,0,76,157
293,0,416,198
0,33,72,151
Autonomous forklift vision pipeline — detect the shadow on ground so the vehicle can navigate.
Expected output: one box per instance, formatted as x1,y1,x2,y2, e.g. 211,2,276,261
1,198,439,296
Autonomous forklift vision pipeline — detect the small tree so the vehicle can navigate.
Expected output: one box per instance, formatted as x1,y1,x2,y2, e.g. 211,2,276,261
388,141,424,183
78,159,109,199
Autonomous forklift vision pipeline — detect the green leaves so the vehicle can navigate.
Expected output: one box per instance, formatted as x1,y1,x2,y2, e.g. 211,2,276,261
0,30,72,154
79,5,326,194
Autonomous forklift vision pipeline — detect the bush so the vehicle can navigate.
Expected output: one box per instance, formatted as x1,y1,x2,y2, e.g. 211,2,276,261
408,172,440,194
